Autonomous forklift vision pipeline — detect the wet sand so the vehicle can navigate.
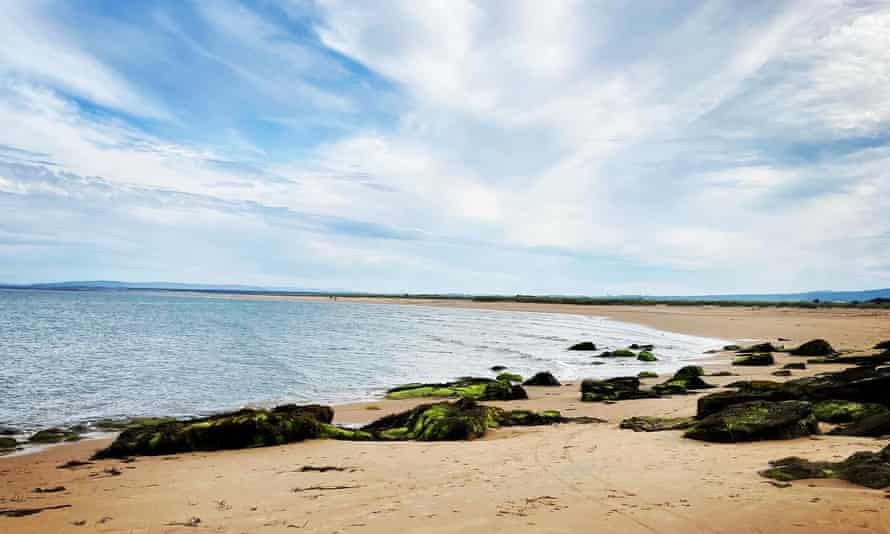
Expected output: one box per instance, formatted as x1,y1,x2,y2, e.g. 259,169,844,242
2,301,889,533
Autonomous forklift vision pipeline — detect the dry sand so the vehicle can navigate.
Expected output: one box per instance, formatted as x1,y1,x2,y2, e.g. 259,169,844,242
2,300,889,533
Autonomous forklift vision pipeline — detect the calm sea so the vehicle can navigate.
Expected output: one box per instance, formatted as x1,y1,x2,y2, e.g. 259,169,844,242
0,289,726,431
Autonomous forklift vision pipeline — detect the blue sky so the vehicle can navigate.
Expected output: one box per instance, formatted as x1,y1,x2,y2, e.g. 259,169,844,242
1,0,889,294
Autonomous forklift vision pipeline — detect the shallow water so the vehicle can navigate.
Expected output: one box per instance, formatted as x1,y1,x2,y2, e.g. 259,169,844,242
0,289,727,431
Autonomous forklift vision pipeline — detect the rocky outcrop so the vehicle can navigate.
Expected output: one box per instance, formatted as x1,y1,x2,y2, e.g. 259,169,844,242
761,444,890,489
788,339,834,356
685,401,818,443
522,372,561,386
93,404,355,459
580,377,656,402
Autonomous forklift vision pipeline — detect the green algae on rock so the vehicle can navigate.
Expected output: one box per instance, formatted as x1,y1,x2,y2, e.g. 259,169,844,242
828,411,890,437
636,351,658,362
761,444,890,489
0,437,18,449
685,400,818,443
385,378,527,401
620,416,694,432
812,400,888,424
653,366,714,396
361,399,565,441
496,372,523,383
580,377,656,402
599,349,636,358
638,371,659,379
93,404,348,459
732,353,775,366
28,428,82,444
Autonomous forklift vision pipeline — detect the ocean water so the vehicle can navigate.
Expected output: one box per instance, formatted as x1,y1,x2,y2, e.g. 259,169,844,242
0,289,727,432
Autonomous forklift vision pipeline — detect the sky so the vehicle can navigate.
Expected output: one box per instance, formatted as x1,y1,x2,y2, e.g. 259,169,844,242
1,0,889,295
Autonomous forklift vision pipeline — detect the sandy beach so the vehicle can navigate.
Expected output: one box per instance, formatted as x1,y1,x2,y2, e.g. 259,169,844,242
2,300,889,533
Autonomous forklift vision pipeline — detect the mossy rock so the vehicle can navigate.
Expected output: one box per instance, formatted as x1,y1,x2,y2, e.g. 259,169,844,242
732,353,775,366
737,342,779,353
361,399,563,441
653,366,714,396
385,378,493,400
636,351,658,362
580,377,656,402
620,416,694,432
610,349,636,357
723,344,741,351
709,371,736,377
812,400,887,424
496,372,523,383
638,371,659,379
788,339,834,357
725,380,785,392
28,428,81,444
685,400,818,443
523,372,561,386
0,437,18,449
568,342,597,351
93,404,343,459
697,389,795,418
772,370,792,377
761,444,890,489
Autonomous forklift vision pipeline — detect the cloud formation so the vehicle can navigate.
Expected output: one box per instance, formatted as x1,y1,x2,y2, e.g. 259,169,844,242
1,0,889,294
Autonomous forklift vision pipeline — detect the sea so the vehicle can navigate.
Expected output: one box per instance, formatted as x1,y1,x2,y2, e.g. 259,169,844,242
0,289,727,433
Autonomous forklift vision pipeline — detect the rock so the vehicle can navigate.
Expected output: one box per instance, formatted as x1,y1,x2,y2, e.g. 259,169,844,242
93,404,354,459
761,444,890,489
653,366,715,396
807,353,890,366
732,353,775,366
636,351,658,362
697,388,796,418
638,371,659,379
0,426,18,436
568,342,597,351
360,399,564,441
480,380,528,401
522,372,561,387
723,345,741,351
875,340,890,350
772,370,792,377
709,371,736,377
580,377,656,402
598,349,636,358
829,411,890,437
725,380,786,391
788,339,835,356
629,344,654,351
812,400,888,424
0,437,18,449
28,428,81,444
620,416,695,432
738,342,779,353
490,365,507,372
783,363,806,370
385,378,496,400
782,366,890,405
685,401,818,443
496,372,523,383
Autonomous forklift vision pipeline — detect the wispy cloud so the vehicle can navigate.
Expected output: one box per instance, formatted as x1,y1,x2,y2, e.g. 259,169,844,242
0,0,888,293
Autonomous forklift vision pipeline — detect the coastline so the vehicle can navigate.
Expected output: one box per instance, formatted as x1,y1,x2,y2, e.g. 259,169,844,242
2,301,889,533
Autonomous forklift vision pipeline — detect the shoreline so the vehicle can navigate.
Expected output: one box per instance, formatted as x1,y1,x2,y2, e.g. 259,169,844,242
2,302,889,533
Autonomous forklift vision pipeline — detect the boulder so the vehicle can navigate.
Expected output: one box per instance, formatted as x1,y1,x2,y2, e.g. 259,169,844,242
490,365,507,372
732,353,775,366
772,370,792,376
479,380,528,401
638,371,659,379
685,401,818,443
829,411,890,437
723,345,741,351
653,366,715,396
568,342,597,351
738,342,779,353
0,437,18,449
788,339,835,356
620,416,694,432
522,372,561,387
874,340,890,350
361,399,563,441
782,366,890,405
807,353,890,366
580,377,656,402
761,444,890,489
93,404,353,459
783,363,806,370
629,344,654,351
697,388,796,418
598,349,636,358
636,351,658,362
